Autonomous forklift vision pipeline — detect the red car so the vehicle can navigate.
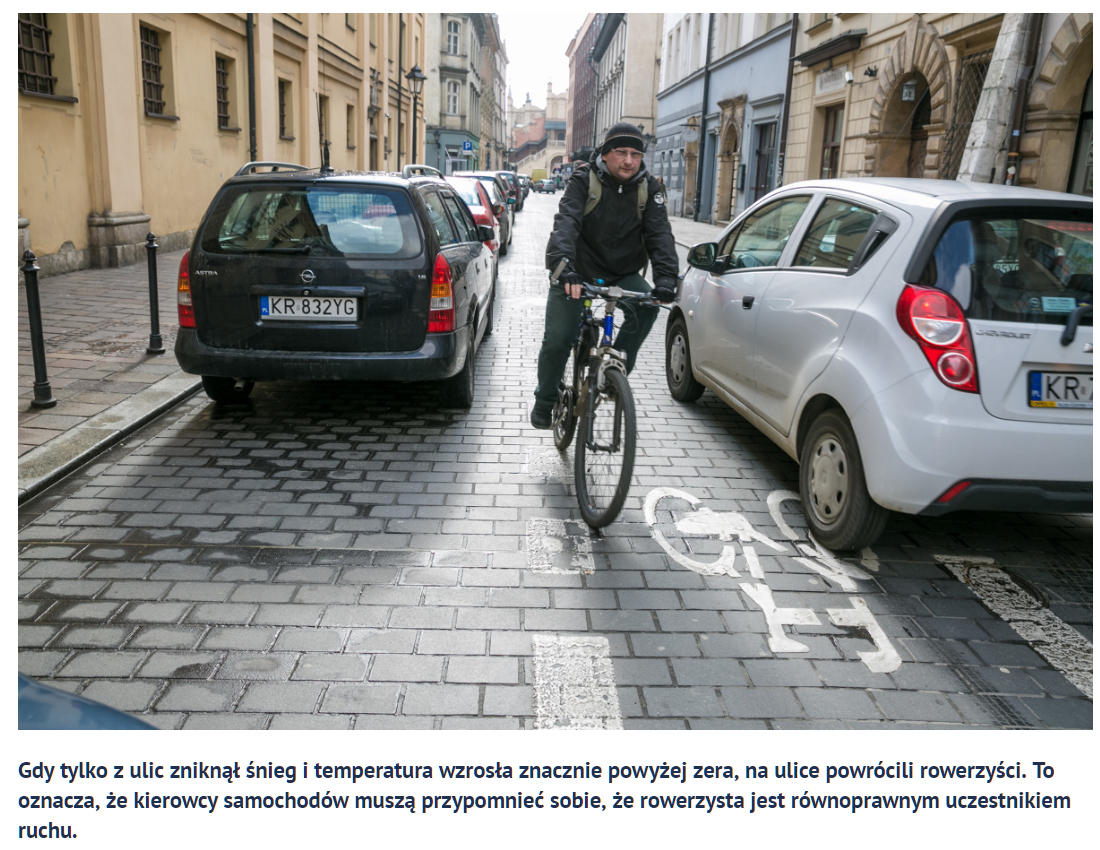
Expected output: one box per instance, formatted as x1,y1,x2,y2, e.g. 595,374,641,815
445,175,502,281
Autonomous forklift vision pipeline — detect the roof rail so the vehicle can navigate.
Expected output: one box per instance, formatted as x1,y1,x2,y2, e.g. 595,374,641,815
234,161,309,177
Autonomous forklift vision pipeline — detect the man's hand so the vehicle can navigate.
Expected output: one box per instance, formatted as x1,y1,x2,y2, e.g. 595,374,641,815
560,270,584,300
652,277,678,303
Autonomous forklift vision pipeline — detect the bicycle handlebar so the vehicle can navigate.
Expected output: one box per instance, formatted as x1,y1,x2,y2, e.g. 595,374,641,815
581,281,673,308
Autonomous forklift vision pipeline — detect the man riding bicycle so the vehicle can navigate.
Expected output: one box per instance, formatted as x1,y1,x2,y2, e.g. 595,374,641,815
530,122,681,429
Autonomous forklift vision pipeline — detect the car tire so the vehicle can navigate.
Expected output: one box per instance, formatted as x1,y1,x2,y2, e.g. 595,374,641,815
665,317,705,402
201,376,254,404
499,235,508,257
442,332,476,408
484,288,494,336
799,409,888,551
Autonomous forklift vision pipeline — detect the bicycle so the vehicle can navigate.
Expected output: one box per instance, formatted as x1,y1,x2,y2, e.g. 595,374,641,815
551,280,669,528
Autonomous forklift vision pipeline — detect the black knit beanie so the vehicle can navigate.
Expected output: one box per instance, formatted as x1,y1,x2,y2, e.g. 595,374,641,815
600,122,645,154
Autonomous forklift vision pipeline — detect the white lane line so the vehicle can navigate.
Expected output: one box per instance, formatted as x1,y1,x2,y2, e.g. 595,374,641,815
526,518,593,574
936,554,1093,699
531,634,623,730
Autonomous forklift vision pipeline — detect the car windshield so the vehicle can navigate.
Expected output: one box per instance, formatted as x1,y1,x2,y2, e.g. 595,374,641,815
921,214,1093,326
200,185,422,258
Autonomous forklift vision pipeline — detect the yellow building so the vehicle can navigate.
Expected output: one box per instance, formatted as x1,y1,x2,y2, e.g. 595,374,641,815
18,13,426,275
783,13,1092,194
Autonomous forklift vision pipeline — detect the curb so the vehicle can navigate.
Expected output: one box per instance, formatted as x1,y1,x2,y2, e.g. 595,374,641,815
18,370,203,505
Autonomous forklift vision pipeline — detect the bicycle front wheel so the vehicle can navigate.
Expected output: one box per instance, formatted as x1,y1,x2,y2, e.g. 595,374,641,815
575,367,636,528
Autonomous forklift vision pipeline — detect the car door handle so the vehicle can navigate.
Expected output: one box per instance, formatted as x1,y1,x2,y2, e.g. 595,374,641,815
742,296,755,310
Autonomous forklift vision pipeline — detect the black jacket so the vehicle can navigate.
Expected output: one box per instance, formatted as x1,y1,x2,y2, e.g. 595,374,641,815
545,157,679,283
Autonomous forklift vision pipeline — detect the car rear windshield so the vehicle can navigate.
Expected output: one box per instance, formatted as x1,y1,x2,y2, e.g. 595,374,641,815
199,185,422,258
920,213,1093,326
447,178,482,208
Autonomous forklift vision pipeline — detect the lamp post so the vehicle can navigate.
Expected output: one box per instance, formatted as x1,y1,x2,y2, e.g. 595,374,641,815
405,64,427,164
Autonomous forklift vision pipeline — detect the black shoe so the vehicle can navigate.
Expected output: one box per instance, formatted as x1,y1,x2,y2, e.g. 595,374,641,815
530,401,553,430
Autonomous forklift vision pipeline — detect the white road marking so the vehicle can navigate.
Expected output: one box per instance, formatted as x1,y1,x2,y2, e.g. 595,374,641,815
827,596,903,673
524,447,571,479
794,539,868,592
740,582,821,653
936,555,1093,699
531,634,623,730
766,490,803,541
526,518,593,574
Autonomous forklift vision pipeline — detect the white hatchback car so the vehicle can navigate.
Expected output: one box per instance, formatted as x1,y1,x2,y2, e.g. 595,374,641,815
667,178,1092,550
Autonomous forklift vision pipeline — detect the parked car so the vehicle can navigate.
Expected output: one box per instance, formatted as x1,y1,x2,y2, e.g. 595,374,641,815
175,161,496,407
535,178,557,194
446,174,500,282
518,174,531,199
453,170,515,254
495,170,524,212
668,178,1093,550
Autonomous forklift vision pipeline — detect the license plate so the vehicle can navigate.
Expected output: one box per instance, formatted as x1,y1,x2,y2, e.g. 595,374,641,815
1028,371,1092,408
260,296,358,321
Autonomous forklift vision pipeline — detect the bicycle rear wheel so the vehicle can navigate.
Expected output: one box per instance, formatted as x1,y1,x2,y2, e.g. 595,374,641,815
574,367,636,528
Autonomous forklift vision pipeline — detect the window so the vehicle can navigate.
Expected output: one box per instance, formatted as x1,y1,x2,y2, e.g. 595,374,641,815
278,79,294,140
215,56,230,129
442,194,478,242
140,24,166,115
446,80,459,115
447,20,460,55
752,123,777,202
794,199,878,270
347,104,356,149
421,191,460,245
18,13,55,94
719,195,811,269
820,104,844,179
921,214,1093,324
201,187,421,258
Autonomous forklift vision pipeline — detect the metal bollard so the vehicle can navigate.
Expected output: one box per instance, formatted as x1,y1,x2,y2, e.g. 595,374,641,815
21,250,57,409
145,232,165,354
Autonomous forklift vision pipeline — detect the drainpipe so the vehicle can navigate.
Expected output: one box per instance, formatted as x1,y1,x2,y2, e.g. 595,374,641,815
247,14,257,162
693,14,714,222
1004,13,1043,185
398,15,405,169
776,14,798,187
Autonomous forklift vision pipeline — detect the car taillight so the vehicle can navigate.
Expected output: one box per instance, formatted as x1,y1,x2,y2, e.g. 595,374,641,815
428,253,455,333
896,284,978,393
177,250,195,328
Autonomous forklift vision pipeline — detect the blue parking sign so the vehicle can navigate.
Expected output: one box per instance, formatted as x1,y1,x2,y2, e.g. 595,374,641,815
462,140,473,152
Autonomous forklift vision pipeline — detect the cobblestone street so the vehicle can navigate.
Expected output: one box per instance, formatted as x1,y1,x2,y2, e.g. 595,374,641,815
17,192,1093,730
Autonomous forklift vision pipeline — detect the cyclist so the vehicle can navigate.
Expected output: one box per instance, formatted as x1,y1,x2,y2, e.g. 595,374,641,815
530,122,680,429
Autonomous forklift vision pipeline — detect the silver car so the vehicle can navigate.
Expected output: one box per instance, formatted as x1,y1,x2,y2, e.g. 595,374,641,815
667,178,1093,550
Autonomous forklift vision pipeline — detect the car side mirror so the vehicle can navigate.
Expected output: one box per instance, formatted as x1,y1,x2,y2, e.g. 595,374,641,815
687,242,719,270
477,224,495,243
507,197,516,205
492,204,504,217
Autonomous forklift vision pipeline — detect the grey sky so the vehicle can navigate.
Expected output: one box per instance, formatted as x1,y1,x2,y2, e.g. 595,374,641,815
496,14,586,110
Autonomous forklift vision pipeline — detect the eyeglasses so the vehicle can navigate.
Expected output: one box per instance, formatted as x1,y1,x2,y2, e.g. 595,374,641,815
608,148,643,161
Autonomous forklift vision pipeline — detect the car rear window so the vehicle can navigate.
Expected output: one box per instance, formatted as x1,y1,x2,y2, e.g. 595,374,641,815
920,215,1093,325
199,185,422,258
447,177,482,208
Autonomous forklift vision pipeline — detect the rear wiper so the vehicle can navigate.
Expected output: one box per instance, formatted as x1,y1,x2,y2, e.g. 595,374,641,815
256,244,312,254
1060,304,1092,346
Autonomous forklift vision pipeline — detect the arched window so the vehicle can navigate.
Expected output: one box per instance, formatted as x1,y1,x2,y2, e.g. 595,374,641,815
446,80,460,115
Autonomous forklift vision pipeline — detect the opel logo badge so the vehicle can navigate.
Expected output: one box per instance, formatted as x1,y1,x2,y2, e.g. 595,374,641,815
300,269,316,284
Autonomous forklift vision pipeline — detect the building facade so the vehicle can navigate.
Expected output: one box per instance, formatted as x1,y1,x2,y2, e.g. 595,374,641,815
508,86,568,178
783,13,1092,196
18,13,425,275
565,14,604,164
591,14,663,157
424,14,487,175
655,14,795,221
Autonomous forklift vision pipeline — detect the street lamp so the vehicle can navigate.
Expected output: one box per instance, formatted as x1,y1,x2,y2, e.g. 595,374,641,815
405,64,427,164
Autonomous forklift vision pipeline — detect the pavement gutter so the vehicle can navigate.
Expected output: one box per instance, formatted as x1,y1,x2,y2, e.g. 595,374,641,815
18,370,203,505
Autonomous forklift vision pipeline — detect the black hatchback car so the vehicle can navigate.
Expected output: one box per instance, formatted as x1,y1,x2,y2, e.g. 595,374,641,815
175,162,496,407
